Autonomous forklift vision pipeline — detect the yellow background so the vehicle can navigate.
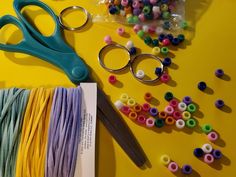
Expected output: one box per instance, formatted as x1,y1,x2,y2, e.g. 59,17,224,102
0,0,236,177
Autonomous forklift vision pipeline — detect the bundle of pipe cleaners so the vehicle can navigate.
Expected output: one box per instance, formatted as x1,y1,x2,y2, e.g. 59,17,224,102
0,87,82,177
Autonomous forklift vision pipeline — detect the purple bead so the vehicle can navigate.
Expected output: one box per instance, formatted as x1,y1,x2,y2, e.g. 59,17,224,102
149,107,158,116
183,96,192,105
215,99,224,108
133,8,142,16
182,164,192,175
212,149,222,159
215,69,224,77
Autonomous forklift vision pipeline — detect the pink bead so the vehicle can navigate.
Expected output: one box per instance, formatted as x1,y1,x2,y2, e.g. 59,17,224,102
150,0,157,5
108,75,117,84
164,105,174,115
121,106,130,115
138,13,145,22
142,103,151,112
204,154,214,164
104,35,112,44
153,12,160,19
169,4,175,11
117,27,125,36
132,0,141,8
160,73,170,83
133,24,142,33
137,115,146,124
146,117,155,127
162,38,171,46
148,26,156,34
121,0,129,6
168,162,178,172
173,111,182,120
208,132,218,142
169,99,179,108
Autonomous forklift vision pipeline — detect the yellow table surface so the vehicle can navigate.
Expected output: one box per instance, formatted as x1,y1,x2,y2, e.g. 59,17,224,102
0,0,236,177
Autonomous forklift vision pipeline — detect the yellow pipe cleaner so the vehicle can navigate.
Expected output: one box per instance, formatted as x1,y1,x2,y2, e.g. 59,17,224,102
15,88,54,177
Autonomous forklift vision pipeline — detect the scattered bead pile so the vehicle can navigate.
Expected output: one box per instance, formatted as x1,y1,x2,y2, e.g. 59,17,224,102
160,154,193,174
114,92,200,130
105,0,182,25
194,144,222,164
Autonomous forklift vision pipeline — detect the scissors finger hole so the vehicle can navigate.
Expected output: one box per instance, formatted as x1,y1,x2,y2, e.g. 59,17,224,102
59,6,90,31
130,54,164,83
21,5,55,37
98,44,131,72
0,24,23,45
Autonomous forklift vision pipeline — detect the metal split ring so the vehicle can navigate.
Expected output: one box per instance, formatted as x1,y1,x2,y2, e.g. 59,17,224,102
98,43,131,72
59,6,90,31
98,44,165,84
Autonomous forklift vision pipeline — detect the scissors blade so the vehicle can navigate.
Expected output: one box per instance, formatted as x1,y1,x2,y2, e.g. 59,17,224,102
86,77,147,167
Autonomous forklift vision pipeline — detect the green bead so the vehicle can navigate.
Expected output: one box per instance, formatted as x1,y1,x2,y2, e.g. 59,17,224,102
162,11,171,19
127,16,133,24
153,39,159,46
132,16,139,23
137,30,145,38
145,13,153,20
180,21,188,29
155,118,165,128
143,6,151,15
144,36,153,45
115,6,120,14
187,103,196,113
178,34,185,42
186,118,197,128
161,47,169,55
164,92,173,101
202,124,212,134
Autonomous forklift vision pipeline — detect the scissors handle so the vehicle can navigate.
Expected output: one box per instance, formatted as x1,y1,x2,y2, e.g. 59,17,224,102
0,15,89,84
13,0,73,53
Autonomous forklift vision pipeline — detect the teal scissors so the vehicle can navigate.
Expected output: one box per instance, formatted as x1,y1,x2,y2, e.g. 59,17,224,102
0,0,147,167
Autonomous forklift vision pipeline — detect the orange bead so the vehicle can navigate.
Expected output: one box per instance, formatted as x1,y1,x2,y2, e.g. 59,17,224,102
158,111,167,119
128,111,138,120
144,92,152,101
165,116,175,125
134,104,142,113
124,6,132,14
114,0,121,5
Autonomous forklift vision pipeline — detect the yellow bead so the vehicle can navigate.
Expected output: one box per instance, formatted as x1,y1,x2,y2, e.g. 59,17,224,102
127,98,136,107
152,47,161,55
161,4,168,12
160,154,171,165
182,111,191,120
120,93,129,103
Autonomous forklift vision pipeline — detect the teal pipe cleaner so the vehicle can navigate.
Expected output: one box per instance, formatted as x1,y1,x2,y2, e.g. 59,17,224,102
0,88,30,177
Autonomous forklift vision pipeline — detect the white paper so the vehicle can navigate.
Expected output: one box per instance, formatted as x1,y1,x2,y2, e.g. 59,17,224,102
74,83,97,177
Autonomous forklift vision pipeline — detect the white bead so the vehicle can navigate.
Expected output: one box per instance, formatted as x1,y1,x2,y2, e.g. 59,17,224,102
120,10,126,16
114,100,124,110
152,6,160,14
202,143,213,154
142,25,149,33
175,119,185,129
155,27,164,35
178,102,187,112
135,70,145,79
126,40,134,49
